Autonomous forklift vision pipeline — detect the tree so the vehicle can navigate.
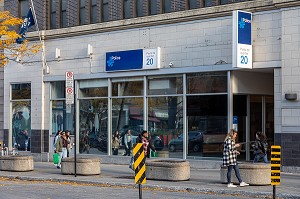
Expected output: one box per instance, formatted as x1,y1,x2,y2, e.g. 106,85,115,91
0,10,41,66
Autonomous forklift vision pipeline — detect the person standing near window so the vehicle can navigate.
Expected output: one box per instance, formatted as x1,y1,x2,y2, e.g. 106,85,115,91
136,130,156,158
223,129,249,188
252,131,269,163
124,129,132,156
112,130,120,155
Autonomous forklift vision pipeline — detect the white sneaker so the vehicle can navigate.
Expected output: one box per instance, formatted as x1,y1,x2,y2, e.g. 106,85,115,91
240,182,249,187
227,183,237,188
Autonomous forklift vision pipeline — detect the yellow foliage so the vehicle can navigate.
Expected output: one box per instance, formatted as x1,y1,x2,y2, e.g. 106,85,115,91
0,10,41,67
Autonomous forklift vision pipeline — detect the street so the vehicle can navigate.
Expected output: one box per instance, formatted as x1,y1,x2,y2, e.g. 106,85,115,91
0,177,264,199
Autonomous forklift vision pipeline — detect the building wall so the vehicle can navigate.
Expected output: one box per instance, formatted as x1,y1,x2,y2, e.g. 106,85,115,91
0,0,4,145
2,0,300,167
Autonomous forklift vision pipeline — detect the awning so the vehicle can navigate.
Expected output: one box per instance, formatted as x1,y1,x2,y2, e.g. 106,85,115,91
130,116,160,123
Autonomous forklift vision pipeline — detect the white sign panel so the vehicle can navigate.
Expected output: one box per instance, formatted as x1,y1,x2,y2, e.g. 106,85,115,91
232,10,252,69
65,71,74,104
143,48,161,69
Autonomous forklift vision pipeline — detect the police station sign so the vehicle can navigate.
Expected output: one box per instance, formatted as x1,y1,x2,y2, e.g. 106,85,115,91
232,10,252,69
106,48,160,72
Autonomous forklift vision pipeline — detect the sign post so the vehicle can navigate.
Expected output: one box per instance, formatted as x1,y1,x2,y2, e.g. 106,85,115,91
271,145,281,199
65,72,77,177
133,143,146,199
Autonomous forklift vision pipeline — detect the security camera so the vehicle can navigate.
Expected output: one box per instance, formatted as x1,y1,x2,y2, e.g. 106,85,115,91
169,62,173,67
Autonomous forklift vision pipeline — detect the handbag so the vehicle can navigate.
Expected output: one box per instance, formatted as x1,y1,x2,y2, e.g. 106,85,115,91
53,153,60,164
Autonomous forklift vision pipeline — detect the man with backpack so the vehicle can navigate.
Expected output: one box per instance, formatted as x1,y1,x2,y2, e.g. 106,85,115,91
252,131,269,163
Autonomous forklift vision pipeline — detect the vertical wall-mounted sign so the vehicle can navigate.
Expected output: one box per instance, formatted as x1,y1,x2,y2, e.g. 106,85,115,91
65,71,74,105
232,10,252,69
106,48,160,72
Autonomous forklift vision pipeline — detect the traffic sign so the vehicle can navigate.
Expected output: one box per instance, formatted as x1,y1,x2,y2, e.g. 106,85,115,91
65,71,74,104
271,145,281,186
65,71,74,87
133,143,146,184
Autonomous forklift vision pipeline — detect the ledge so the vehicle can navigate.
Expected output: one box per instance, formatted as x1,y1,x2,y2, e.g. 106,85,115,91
61,157,101,175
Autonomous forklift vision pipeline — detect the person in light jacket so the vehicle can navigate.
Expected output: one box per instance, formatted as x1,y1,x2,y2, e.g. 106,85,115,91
223,129,249,188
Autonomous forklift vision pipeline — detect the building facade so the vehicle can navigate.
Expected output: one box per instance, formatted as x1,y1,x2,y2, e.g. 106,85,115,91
2,0,300,171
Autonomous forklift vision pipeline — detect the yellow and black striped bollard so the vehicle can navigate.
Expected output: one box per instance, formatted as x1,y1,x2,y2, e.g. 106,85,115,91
271,145,281,199
133,143,146,199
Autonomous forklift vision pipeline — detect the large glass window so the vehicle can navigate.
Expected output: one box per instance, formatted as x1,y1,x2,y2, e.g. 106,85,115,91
102,0,109,22
60,0,67,28
204,0,214,7
148,96,183,158
123,0,131,19
136,0,144,17
91,0,98,24
19,0,30,19
50,0,57,29
187,95,227,158
79,79,108,98
112,97,143,156
79,99,108,154
112,79,143,97
12,83,31,151
189,0,199,9
163,0,172,13
148,76,183,95
150,0,159,15
187,72,227,94
80,0,87,25
51,81,74,135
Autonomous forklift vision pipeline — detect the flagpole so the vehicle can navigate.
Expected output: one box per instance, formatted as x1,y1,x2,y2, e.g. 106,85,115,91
29,0,49,73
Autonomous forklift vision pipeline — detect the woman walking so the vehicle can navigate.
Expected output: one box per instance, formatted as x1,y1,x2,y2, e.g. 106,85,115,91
253,131,269,163
223,129,249,188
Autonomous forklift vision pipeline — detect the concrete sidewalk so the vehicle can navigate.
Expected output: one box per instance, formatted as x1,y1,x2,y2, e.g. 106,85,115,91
0,161,299,199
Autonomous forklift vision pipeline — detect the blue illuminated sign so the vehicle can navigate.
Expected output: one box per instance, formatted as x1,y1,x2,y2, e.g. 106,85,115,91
238,11,252,45
106,49,143,71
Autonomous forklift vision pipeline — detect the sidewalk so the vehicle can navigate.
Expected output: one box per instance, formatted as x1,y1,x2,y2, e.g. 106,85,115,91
0,161,299,199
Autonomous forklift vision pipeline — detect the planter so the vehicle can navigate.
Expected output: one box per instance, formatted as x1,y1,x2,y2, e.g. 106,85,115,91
0,155,34,171
220,162,271,185
146,159,190,181
61,156,101,175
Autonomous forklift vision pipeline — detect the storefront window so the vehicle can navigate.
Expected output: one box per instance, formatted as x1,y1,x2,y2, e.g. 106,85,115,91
148,76,183,95
79,99,108,154
187,72,227,94
187,95,227,158
148,96,183,158
51,82,74,135
79,79,108,98
12,83,31,151
112,97,143,156
112,79,143,96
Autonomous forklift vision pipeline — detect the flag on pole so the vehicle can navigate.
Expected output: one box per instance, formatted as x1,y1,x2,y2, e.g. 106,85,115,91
16,7,35,44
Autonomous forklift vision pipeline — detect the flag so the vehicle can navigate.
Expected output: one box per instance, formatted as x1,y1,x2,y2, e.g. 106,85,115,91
16,7,35,44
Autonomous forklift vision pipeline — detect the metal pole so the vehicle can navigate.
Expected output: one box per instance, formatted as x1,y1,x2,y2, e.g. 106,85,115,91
139,184,142,199
273,185,276,199
74,82,77,177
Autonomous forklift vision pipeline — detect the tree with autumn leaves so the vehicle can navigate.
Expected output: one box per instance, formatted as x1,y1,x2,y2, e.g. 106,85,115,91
0,7,41,66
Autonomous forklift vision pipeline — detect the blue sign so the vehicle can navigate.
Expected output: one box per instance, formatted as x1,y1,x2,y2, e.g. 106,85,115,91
233,116,238,124
238,11,252,45
106,49,143,71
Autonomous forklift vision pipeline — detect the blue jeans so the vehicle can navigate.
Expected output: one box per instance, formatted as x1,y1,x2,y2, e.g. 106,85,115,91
227,164,243,184
253,153,268,163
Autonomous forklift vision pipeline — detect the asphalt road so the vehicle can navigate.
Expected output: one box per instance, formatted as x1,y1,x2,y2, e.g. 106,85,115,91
0,177,267,199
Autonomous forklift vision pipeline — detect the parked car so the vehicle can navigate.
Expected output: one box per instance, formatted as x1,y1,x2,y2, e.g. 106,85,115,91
168,131,203,152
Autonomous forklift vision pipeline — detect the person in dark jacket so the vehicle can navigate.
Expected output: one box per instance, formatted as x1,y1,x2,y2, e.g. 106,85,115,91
252,131,268,163
136,130,156,158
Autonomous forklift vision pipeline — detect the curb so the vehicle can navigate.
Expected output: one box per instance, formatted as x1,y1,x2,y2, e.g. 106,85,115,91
0,175,299,199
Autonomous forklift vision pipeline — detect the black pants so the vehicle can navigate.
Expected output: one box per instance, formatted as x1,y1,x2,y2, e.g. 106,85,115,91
112,148,118,155
125,142,132,156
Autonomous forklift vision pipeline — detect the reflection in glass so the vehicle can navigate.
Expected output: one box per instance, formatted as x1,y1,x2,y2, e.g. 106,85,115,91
112,81,143,96
187,72,227,94
12,83,31,100
148,76,183,95
79,99,108,154
52,100,75,134
112,98,143,156
12,101,31,151
148,96,183,158
187,95,227,158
